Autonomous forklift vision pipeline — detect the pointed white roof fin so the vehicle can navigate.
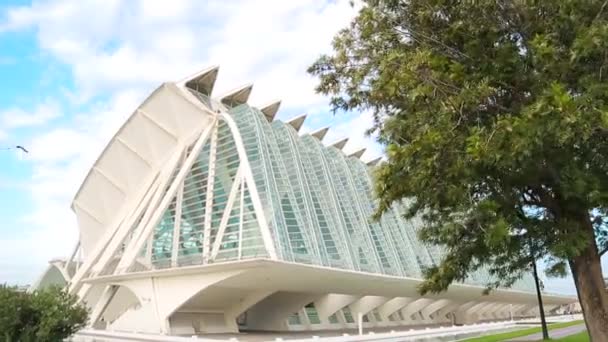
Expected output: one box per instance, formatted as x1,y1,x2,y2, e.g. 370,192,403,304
330,138,349,150
310,127,329,141
287,114,307,132
259,100,281,122
220,84,253,107
348,148,366,159
366,157,383,166
180,65,219,95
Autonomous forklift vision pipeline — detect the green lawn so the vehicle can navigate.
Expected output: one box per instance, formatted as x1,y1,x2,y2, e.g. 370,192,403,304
460,320,584,342
552,331,589,342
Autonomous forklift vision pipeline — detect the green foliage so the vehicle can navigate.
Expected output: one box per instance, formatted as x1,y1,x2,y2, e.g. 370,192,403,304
310,0,608,293
0,285,88,342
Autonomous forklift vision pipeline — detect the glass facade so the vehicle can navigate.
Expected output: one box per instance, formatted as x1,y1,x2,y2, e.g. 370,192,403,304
135,89,535,292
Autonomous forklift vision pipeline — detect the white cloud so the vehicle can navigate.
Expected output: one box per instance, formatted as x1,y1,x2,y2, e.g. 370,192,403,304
0,100,60,128
322,111,383,162
0,99,61,140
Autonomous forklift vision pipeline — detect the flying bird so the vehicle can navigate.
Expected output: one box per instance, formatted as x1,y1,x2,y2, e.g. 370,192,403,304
15,145,29,153
1,145,29,153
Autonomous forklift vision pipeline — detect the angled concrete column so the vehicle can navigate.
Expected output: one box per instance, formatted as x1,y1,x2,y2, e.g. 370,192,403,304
488,304,509,319
377,297,415,323
400,298,434,324
455,301,489,324
469,302,497,322
478,302,503,320
453,301,478,325
348,296,390,327
434,302,462,324
245,292,320,331
314,293,360,327
509,304,527,319
515,304,537,317
420,299,453,323
223,289,275,331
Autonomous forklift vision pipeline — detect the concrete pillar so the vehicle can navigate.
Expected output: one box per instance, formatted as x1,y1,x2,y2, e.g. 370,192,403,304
515,304,537,317
348,296,390,327
420,299,453,323
400,298,434,324
455,301,488,324
376,297,415,324
478,302,503,320
314,294,360,327
509,304,527,319
244,292,320,331
224,290,274,329
434,302,462,324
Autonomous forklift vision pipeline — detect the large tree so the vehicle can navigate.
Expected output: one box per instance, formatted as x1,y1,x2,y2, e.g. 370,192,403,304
309,0,608,340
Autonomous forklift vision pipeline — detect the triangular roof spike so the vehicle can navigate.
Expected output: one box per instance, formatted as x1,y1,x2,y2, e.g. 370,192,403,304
348,148,366,159
286,114,307,132
180,65,219,95
330,138,349,150
366,156,383,166
220,83,253,107
310,127,329,141
259,100,281,122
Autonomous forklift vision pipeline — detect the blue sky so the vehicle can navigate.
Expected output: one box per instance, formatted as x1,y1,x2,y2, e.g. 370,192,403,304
0,0,589,295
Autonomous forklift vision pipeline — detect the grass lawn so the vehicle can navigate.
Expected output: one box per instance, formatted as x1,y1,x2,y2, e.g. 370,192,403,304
459,320,584,342
552,331,589,341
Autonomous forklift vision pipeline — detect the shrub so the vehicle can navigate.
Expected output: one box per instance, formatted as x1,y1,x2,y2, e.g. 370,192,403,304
0,285,88,341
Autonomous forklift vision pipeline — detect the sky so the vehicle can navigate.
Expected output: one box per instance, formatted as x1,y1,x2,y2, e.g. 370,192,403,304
0,0,588,295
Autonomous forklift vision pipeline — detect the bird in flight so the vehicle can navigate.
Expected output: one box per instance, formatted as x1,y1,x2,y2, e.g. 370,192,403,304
15,145,28,153
1,145,29,153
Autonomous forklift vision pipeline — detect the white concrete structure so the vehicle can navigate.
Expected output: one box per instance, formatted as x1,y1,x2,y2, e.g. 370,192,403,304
33,67,575,337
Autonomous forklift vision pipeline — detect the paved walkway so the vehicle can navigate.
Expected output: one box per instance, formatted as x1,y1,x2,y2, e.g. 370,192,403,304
507,323,587,341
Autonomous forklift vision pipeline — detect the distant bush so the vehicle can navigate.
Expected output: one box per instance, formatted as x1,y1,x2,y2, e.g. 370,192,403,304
0,285,88,342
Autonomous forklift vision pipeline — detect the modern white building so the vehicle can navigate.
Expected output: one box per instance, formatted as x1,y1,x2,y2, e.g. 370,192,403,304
33,67,575,336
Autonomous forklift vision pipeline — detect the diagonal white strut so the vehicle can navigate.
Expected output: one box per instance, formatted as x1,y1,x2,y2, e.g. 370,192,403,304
219,113,277,259
115,122,216,273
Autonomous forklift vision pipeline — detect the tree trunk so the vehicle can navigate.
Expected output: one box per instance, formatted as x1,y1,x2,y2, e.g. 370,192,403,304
569,215,608,342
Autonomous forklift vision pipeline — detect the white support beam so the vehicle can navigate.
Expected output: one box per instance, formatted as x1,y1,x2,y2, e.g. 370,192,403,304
93,167,127,197
90,170,166,276
67,242,81,268
69,169,166,293
203,122,218,263
237,180,245,260
89,285,118,328
348,296,390,322
170,170,185,267
116,136,153,168
210,168,243,260
377,297,415,321
115,123,215,273
400,298,434,321
220,113,278,259
138,109,179,141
